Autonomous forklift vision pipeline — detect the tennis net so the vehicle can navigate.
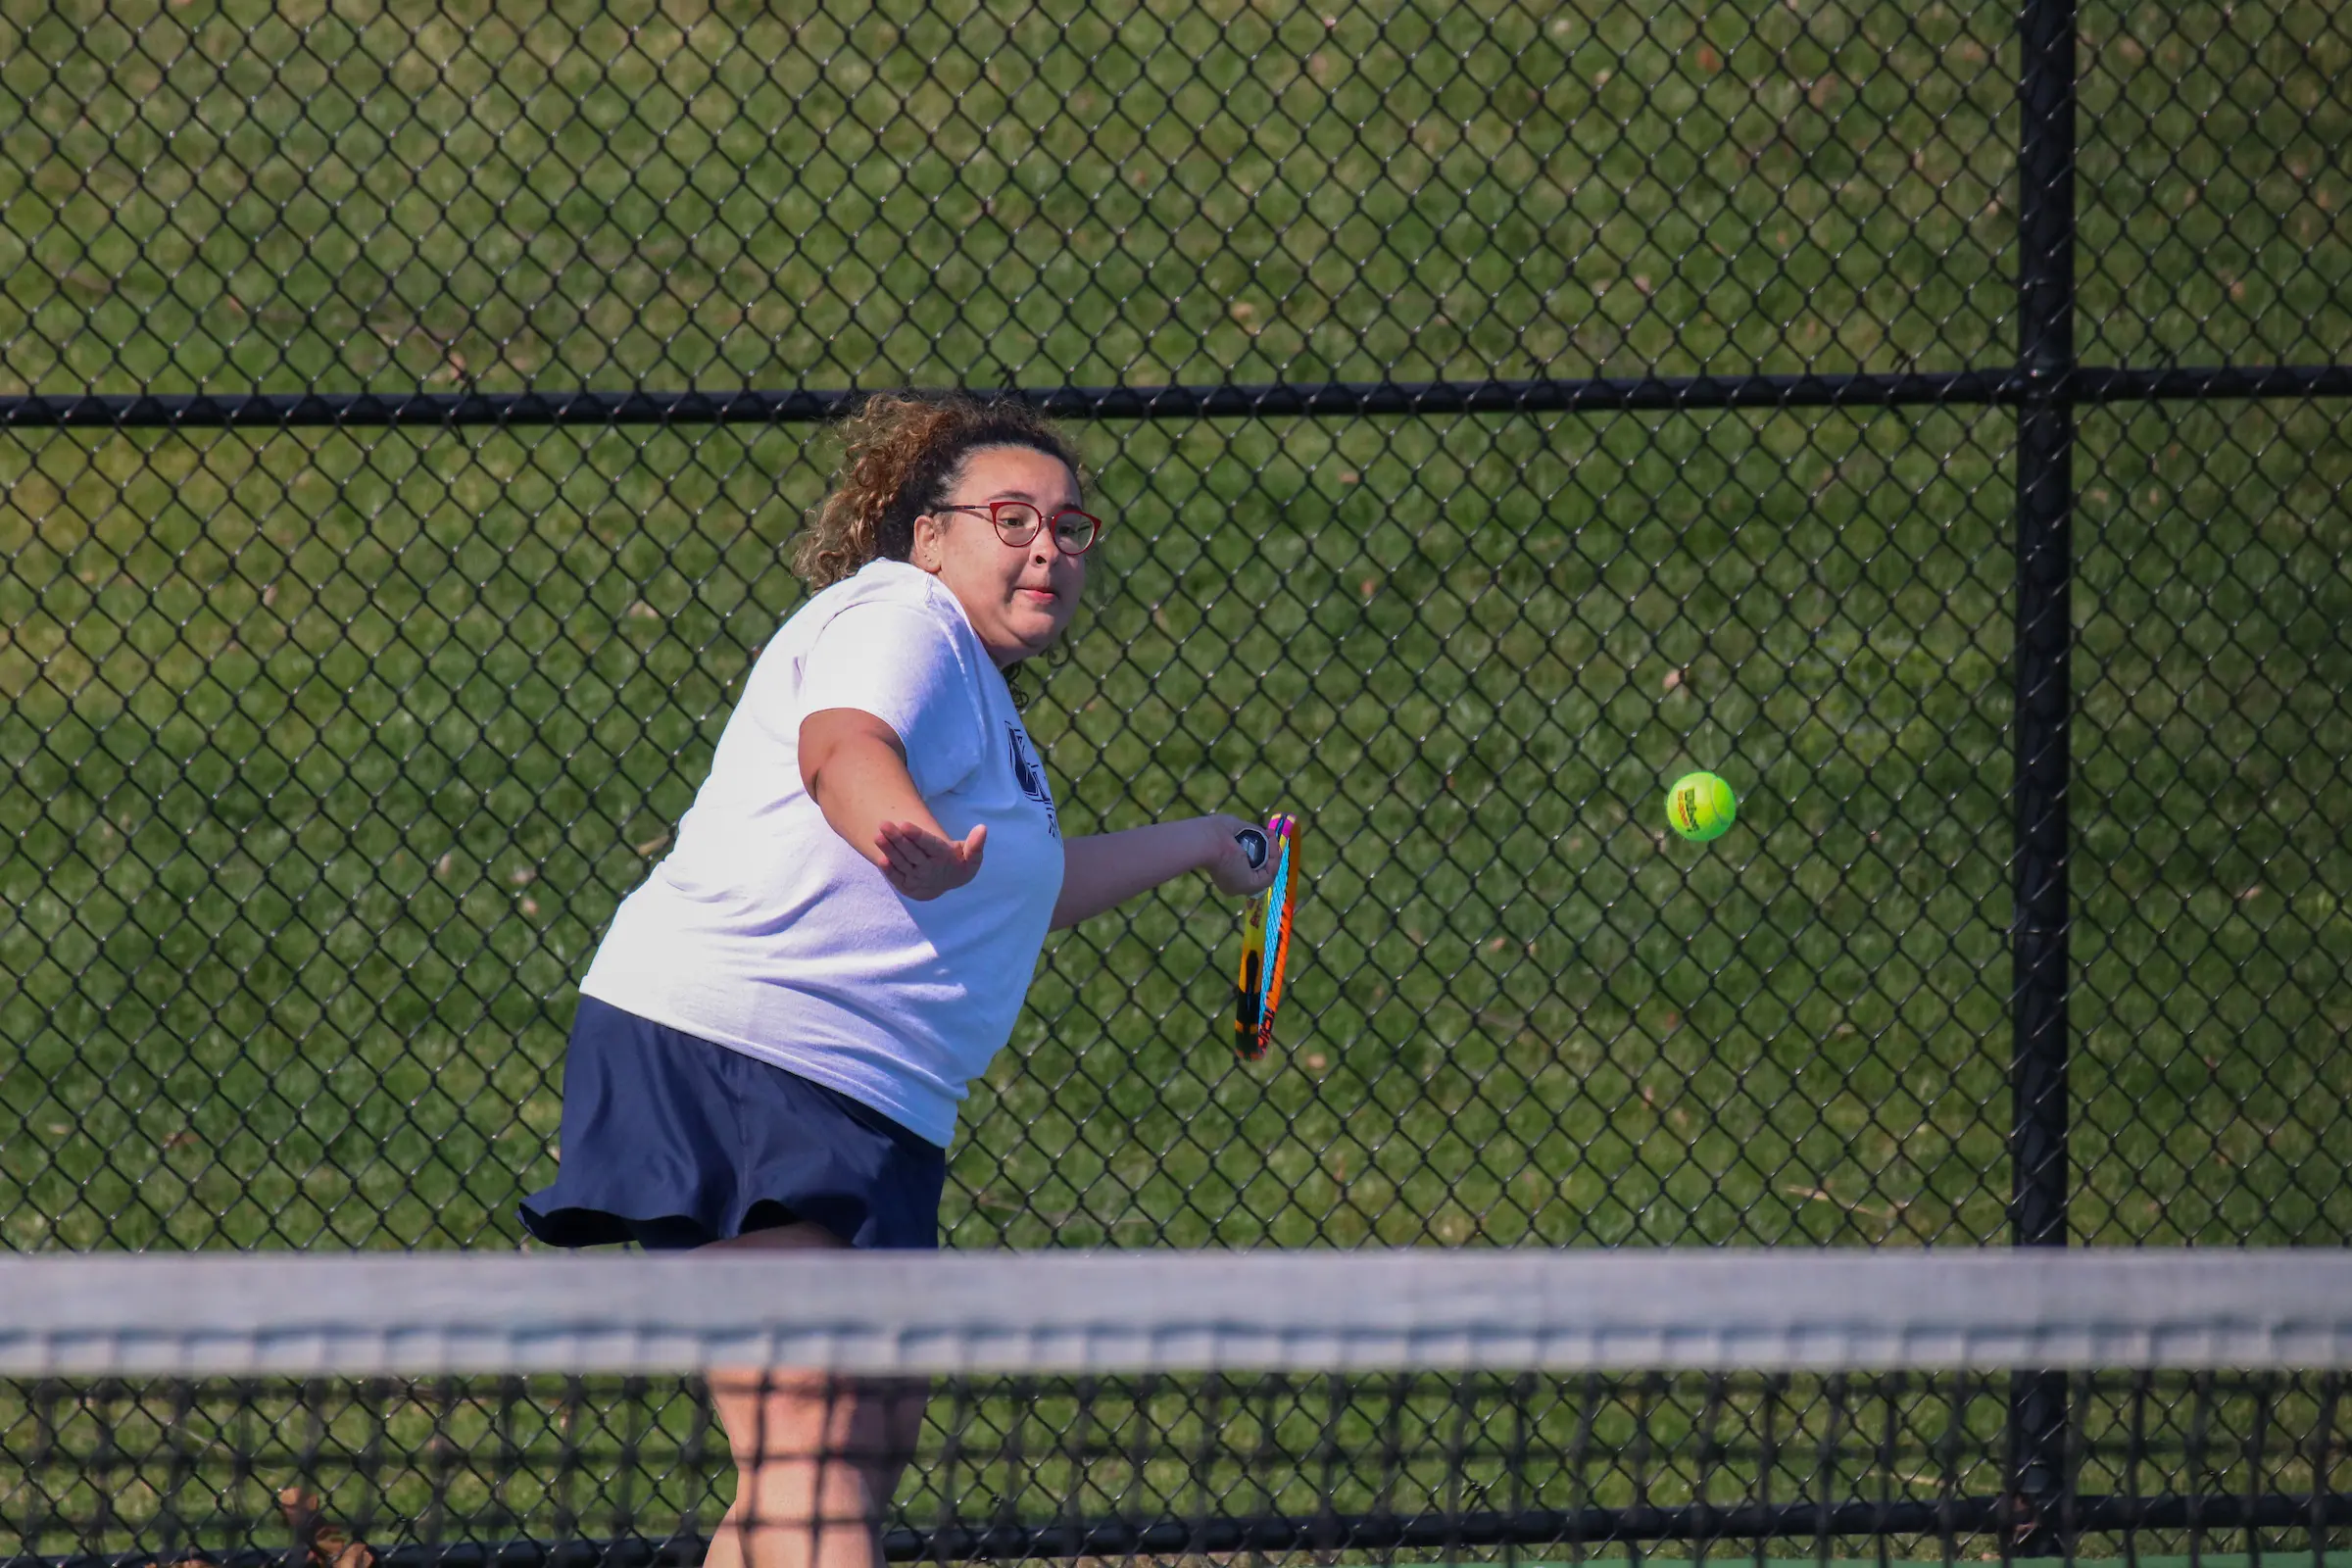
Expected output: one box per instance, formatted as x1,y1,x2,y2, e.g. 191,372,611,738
7,1250,2351,1568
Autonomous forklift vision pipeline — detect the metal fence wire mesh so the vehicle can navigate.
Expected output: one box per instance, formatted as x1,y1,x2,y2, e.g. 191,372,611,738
9,1249,2352,1568
15,1367,2352,1568
3,0,2350,1252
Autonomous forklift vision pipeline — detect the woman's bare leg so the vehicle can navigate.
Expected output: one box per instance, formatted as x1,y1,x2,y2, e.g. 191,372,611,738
698,1222,926,1568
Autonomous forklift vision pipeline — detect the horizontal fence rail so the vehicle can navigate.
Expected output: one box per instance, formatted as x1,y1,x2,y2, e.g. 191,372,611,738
8,364,2352,429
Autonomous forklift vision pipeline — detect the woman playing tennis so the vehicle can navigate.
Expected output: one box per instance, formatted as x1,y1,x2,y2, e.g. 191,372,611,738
520,392,1274,1568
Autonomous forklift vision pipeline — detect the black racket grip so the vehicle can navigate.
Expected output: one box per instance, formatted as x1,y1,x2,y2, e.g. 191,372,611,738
1235,827,1268,870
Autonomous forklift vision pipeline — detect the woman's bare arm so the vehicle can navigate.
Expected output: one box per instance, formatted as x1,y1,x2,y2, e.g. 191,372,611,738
800,708,985,900
1052,813,1271,929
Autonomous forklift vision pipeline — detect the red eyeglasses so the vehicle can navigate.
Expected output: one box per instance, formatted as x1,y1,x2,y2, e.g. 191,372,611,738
936,501,1102,557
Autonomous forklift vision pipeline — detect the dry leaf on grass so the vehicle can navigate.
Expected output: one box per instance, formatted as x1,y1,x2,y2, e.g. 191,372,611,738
277,1485,377,1568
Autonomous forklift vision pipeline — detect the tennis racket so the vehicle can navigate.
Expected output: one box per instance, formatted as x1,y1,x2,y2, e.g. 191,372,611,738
1233,813,1299,1061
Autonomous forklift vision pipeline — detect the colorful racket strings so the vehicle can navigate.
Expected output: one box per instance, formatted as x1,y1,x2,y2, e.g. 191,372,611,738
1235,813,1298,1060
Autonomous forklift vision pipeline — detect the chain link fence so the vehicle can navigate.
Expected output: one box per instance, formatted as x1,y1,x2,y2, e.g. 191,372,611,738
2,0,2348,1255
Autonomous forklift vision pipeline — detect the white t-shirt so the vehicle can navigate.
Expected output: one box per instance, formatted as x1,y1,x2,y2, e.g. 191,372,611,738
579,559,1065,1147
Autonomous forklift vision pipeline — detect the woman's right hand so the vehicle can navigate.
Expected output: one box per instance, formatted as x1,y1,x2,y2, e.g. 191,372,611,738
1200,812,1279,898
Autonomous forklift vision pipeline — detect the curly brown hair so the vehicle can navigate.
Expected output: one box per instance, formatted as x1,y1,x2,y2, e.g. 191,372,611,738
793,392,1084,590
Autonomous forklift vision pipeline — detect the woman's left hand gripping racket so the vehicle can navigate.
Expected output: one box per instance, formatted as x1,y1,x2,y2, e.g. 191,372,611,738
1233,813,1300,1061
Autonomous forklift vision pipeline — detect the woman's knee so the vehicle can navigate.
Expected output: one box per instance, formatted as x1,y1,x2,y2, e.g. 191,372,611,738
712,1369,921,1466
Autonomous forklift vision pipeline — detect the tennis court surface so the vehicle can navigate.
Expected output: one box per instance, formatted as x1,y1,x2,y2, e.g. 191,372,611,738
8,1250,2351,1568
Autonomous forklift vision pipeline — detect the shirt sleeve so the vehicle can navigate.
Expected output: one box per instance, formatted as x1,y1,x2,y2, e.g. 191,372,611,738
799,602,989,800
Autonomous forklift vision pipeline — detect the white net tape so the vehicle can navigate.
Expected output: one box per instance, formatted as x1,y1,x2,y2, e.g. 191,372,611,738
7,1249,2351,1376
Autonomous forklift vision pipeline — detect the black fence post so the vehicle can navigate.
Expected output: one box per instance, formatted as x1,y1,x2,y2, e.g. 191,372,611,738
2009,0,2079,1551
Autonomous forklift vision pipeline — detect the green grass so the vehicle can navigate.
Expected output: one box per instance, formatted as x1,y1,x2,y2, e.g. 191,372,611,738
3,403,2347,1252
5,0,2027,395
13,1369,2352,1565
1,0,2350,1255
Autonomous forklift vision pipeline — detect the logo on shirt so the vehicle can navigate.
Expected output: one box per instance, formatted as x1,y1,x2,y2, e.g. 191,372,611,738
1005,722,1059,838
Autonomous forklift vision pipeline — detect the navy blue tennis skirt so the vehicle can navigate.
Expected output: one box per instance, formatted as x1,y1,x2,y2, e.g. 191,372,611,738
518,996,946,1251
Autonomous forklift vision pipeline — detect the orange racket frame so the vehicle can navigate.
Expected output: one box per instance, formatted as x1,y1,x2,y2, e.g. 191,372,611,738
1234,813,1299,1060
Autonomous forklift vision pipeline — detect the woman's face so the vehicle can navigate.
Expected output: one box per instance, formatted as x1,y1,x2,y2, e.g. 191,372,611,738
911,444,1090,667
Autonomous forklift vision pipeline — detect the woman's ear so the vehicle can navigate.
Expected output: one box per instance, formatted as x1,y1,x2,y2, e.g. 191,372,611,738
909,512,944,572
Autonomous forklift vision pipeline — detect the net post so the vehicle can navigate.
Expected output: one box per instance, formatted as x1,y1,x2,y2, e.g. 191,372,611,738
2008,0,2080,1552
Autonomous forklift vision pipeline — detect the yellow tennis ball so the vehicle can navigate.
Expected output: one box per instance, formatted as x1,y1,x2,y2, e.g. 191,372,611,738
1666,771,1736,842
